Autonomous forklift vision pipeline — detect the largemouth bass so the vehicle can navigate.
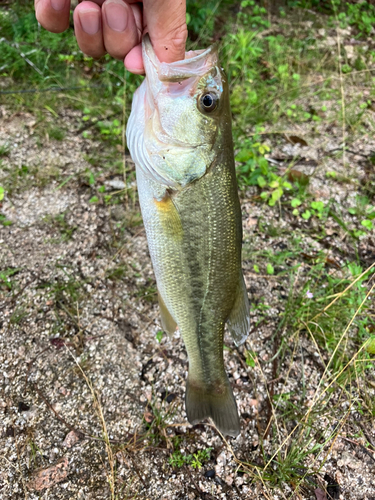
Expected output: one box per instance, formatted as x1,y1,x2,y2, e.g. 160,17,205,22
127,35,250,437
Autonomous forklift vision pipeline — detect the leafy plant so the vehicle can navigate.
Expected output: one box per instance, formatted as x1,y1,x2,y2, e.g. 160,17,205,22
235,134,293,205
348,195,375,232
169,444,212,469
338,2,375,37
0,268,20,289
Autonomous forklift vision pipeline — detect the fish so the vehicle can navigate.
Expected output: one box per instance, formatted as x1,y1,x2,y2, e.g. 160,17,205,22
126,35,250,437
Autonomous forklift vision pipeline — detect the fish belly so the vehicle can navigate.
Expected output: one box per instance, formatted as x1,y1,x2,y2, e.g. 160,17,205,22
136,154,247,436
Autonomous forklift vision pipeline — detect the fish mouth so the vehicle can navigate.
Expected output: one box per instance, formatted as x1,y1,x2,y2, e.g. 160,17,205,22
142,34,218,83
142,34,219,150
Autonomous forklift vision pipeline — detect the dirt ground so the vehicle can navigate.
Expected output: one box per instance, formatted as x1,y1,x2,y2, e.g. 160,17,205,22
0,98,375,500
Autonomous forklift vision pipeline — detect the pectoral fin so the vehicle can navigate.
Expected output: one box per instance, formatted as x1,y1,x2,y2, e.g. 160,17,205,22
154,193,183,241
158,290,177,336
227,273,250,346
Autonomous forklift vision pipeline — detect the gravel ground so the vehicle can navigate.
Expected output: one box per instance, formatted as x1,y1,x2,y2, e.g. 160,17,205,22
0,105,375,499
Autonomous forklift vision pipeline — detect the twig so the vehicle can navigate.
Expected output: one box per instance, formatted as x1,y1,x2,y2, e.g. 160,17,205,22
342,437,375,464
358,422,375,450
31,382,124,444
0,37,43,76
31,382,85,436
326,147,374,159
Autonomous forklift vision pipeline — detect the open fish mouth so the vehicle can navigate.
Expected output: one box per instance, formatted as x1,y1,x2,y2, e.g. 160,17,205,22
142,34,218,83
127,35,225,188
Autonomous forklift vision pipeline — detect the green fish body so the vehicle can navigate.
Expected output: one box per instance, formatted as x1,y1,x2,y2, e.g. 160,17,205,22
127,36,250,437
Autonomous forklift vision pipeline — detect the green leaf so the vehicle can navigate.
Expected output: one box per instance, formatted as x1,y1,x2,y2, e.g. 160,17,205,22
302,210,311,220
361,219,373,230
156,330,163,343
235,149,252,162
0,186,4,202
366,336,375,355
44,104,58,118
271,187,283,203
245,350,256,367
266,263,274,275
89,196,99,203
292,208,299,216
253,264,260,273
259,157,269,174
291,198,301,208
311,201,324,212
257,175,267,188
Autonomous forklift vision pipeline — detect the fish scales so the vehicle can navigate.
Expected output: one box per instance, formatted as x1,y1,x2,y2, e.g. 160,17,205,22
127,35,250,437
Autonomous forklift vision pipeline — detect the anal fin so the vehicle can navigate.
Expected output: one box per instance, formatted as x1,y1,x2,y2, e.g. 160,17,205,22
227,272,250,346
158,290,177,336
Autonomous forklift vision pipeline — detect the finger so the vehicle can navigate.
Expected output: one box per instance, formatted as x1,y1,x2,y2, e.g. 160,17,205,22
124,43,144,73
35,0,71,33
81,0,106,5
74,2,106,58
143,0,187,63
102,0,142,60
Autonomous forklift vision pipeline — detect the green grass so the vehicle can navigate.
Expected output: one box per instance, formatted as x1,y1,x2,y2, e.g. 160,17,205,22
2,0,375,496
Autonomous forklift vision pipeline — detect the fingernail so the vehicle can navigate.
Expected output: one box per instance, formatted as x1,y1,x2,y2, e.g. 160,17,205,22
78,10,100,35
50,0,66,11
105,0,128,32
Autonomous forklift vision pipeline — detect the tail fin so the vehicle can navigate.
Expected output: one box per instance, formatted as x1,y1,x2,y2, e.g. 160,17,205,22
185,377,240,437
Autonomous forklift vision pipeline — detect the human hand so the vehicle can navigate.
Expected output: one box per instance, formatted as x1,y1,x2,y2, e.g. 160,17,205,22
34,0,187,74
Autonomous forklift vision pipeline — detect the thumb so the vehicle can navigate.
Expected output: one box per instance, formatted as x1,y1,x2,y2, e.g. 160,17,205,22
143,0,187,63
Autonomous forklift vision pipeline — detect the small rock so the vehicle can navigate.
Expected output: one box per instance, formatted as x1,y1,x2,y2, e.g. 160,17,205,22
105,179,126,190
225,474,234,486
62,430,81,448
18,401,30,412
337,451,361,469
27,457,69,491
204,469,215,478
314,487,328,500
344,45,355,60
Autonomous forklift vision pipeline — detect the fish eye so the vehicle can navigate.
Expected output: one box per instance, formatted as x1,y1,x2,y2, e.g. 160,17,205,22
199,92,218,113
